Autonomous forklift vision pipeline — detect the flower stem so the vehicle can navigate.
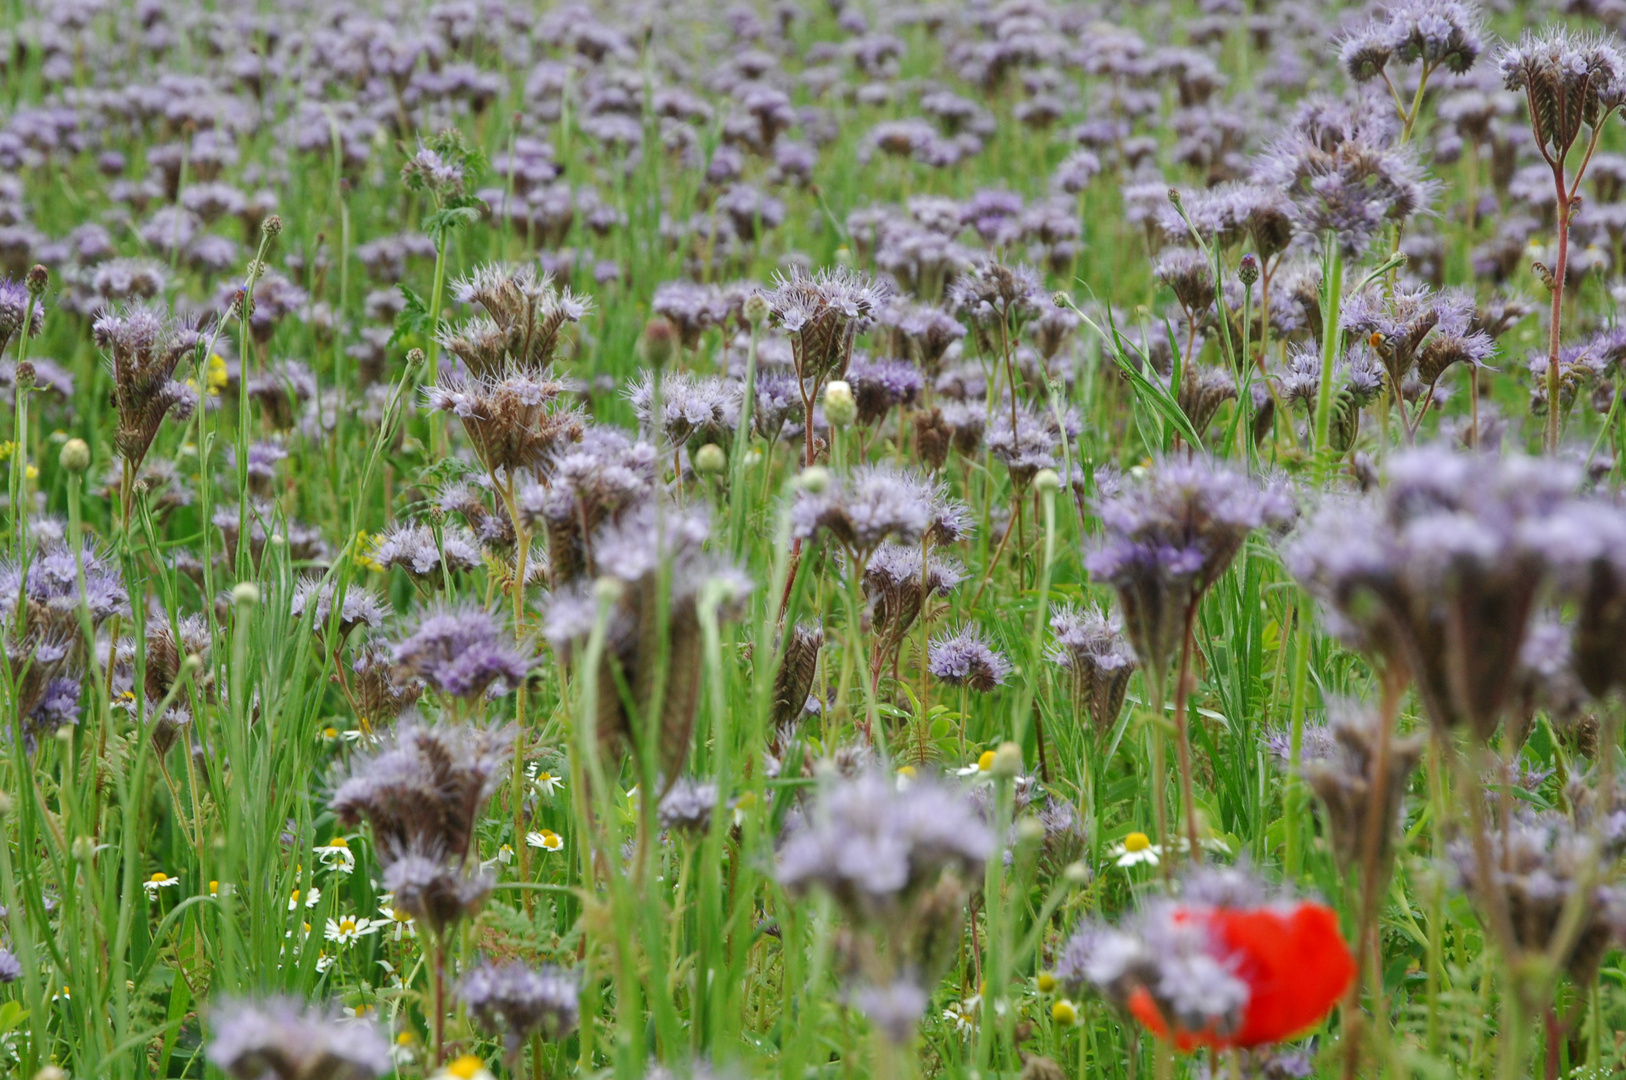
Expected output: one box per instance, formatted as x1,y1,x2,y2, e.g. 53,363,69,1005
1173,603,1202,863
1546,179,1571,454
1311,239,1345,463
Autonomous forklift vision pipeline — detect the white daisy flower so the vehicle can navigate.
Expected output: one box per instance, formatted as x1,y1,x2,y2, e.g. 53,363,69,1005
143,872,180,899
324,914,378,946
527,764,564,798
956,749,998,777
433,1054,496,1080
377,902,416,940
1110,831,1162,867
526,829,564,852
315,836,356,874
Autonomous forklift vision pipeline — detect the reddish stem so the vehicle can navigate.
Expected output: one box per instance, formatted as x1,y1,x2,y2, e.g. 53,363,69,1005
1547,175,1571,454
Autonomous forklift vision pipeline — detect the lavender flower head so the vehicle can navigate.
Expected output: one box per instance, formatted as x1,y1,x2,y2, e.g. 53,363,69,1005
1532,497,1626,699
391,606,529,699
0,276,42,354
850,979,929,1045
329,719,516,867
1448,803,1626,984
656,777,720,834
1500,28,1626,164
627,371,742,451
864,542,965,653
425,367,583,477
206,996,392,1080
290,579,385,639
927,624,1011,691
459,960,580,1058
94,305,201,470
444,262,588,373
1340,1,1483,84
777,770,993,924
847,356,924,425
1047,604,1138,740
1286,445,1578,740
791,463,939,556
382,849,494,936
767,266,890,383
1087,457,1294,689
372,521,484,585
1254,99,1432,258
1300,701,1425,874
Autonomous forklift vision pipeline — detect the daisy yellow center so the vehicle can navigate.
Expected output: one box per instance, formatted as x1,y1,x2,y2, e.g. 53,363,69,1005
1051,1000,1078,1025
976,749,997,771
397,1032,416,1046
339,919,356,933
896,765,916,778
1124,832,1151,853
209,881,219,894
392,907,411,922
327,837,348,848
447,1054,486,1080
150,872,169,883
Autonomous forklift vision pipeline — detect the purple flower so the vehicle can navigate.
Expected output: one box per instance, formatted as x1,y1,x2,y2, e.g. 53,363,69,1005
768,267,891,383
206,996,392,1080
391,606,529,699
330,720,515,868
1088,457,1293,687
1500,29,1626,164
94,306,201,471
425,368,582,477
1047,604,1138,739
846,357,923,425
927,624,1011,691
777,770,993,922
460,961,580,1058
850,979,928,1045
791,463,935,555
1286,445,1579,740
372,522,484,585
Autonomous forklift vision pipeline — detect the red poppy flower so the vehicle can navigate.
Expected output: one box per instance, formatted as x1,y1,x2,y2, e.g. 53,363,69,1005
1129,901,1354,1050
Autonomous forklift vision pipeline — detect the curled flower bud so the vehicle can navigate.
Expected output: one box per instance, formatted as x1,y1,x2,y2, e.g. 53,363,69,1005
262,214,282,237
26,264,47,297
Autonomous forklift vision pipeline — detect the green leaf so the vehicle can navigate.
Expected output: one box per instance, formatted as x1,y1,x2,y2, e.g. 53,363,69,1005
387,284,431,350
424,203,484,243
1098,306,1205,451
